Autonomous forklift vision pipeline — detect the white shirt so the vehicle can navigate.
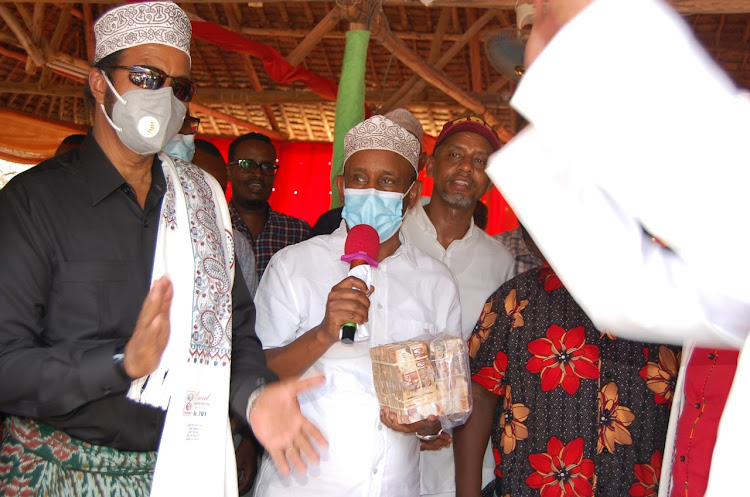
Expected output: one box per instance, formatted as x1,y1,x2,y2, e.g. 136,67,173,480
401,198,514,496
401,198,514,338
252,222,462,497
485,0,750,495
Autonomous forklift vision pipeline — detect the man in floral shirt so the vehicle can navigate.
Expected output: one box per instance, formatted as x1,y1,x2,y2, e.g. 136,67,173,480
454,230,679,497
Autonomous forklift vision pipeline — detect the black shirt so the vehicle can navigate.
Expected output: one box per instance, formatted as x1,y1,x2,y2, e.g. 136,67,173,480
0,134,276,452
305,206,343,239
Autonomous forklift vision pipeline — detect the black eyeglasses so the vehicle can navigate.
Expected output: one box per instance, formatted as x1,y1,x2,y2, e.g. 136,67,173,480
180,116,201,135
103,65,197,103
229,159,279,176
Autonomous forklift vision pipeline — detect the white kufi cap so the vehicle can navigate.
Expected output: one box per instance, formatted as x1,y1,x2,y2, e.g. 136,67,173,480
344,114,421,172
93,1,192,64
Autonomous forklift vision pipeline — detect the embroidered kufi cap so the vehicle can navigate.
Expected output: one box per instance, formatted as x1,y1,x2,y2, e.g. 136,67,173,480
383,108,424,148
344,113,421,172
93,1,192,65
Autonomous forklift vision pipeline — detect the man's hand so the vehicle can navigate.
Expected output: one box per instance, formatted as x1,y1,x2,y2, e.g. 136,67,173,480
379,408,450,449
525,0,595,68
236,435,259,494
123,276,173,379
316,276,373,344
418,431,453,451
249,376,328,477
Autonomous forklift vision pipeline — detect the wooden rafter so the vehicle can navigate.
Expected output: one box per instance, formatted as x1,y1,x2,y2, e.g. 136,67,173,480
221,3,280,132
385,8,497,112
0,4,45,66
190,101,287,140
370,16,515,140
286,7,340,66
382,6,450,111
1,0,748,15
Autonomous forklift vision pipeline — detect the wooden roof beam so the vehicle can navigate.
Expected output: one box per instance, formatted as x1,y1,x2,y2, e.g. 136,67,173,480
0,82,513,107
221,3,281,133
466,8,484,93
286,6,341,66
1,0,746,14
385,8,497,112
0,4,45,66
382,6,451,111
190,102,287,140
370,14,514,140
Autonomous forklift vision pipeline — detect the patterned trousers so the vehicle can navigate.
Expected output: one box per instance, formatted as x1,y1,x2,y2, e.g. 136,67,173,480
0,416,156,496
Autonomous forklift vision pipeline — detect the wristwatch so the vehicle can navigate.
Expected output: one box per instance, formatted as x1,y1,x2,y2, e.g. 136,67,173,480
113,344,135,381
416,427,443,442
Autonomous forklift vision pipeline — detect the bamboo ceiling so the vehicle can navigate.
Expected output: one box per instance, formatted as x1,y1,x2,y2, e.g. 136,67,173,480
0,0,748,143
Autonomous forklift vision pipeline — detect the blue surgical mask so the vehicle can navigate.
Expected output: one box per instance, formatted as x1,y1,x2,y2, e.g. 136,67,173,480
163,133,195,162
341,182,414,242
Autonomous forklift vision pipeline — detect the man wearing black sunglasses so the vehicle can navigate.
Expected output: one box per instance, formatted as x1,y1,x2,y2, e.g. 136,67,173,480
0,2,324,496
227,132,311,280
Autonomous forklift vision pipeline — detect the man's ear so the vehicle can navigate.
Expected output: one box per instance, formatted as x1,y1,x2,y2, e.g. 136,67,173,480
89,68,107,107
405,179,423,210
425,155,436,179
334,175,345,206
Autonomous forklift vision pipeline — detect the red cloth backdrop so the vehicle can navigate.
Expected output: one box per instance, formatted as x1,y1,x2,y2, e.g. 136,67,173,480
205,133,518,235
191,21,338,101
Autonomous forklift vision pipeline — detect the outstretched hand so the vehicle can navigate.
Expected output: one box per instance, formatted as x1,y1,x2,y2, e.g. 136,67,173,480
249,376,328,477
123,276,173,379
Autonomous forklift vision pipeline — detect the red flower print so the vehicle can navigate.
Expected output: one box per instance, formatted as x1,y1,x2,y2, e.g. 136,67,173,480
504,288,529,330
526,325,600,395
526,436,595,497
597,382,635,454
500,386,530,454
473,351,509,395
468,300,499,358
639,346,680,408
493,445,503,478
538,264,563,292
629,451,662,497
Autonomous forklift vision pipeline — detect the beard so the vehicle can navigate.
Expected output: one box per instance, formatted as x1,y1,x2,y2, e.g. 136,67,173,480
234,197,268,211
440,190,475,209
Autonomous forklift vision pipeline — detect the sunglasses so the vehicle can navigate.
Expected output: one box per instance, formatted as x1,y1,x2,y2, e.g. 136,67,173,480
181,116,201,135
103,65,197,103
230,159,279,176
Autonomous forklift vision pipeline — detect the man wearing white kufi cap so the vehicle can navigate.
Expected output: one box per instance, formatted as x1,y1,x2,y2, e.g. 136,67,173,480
252,110,463,497
0,2,325,496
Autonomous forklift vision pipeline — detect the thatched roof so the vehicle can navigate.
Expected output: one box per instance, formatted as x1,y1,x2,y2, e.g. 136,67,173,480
0,0,748,145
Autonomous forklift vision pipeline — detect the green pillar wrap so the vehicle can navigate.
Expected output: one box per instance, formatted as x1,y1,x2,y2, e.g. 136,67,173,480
329,30,370,208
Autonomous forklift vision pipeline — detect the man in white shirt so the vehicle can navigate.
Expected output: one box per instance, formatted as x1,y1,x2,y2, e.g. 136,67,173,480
401,116,514,497
252,111,463,497
485,0,750,495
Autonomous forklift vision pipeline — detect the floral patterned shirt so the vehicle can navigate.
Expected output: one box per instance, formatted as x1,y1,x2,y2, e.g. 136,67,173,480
468,264,681,497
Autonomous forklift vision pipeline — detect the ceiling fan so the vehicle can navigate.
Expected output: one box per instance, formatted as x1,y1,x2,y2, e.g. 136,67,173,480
485,0,535,82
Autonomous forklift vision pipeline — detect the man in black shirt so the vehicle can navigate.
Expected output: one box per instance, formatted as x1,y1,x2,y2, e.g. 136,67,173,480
0,2,324,495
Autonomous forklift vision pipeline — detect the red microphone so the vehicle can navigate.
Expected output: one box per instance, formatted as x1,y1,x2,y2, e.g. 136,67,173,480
340,224,380,344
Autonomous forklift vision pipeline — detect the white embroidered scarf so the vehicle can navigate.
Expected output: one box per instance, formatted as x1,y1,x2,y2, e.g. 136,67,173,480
127,154,238,497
